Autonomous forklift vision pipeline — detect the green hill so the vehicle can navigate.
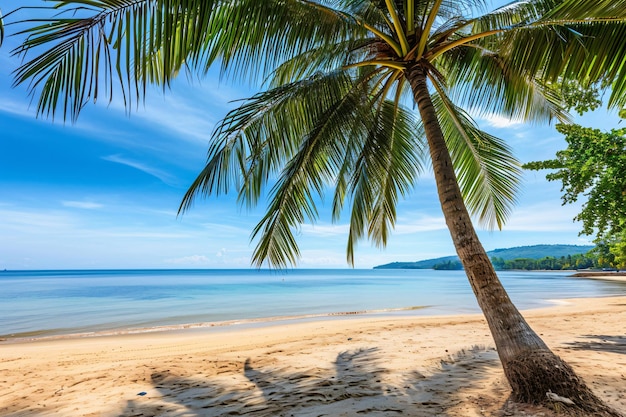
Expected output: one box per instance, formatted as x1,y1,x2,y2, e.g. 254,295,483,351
374,244,594,269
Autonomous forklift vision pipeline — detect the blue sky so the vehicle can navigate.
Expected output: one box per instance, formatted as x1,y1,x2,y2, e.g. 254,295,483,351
0,2,621,270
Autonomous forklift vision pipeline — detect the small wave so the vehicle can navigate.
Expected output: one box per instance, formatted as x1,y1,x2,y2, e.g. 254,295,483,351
0,306,430,344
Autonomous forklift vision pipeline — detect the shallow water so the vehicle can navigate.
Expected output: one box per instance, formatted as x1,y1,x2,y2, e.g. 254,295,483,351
1,269,624,338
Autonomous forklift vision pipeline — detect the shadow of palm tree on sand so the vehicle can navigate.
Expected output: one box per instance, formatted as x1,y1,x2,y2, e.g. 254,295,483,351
563,335,626,355
119,346,501,417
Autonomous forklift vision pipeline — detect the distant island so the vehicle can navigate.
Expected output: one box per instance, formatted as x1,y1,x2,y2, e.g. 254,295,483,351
374,244,595,270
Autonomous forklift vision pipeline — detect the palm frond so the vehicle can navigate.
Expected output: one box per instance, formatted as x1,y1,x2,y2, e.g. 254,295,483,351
180,70,360,213
203,0,364,84
12,0,218,120
472,0,558,34
11,0,362,121
487,0,626,109
541,0,626,21
345,99,425,263
249,73,384,268
441,44,571,124
428,84,522,230
339,0,394,33
268,38,371,88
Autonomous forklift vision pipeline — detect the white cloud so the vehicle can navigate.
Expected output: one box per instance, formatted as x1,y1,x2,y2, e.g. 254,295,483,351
300,223,350,237
0,97,37,118
0,208,76,232
200,222,252,236
62,201,103,209
501,203,581,232
164,255,211,265
127,100,215,144
105,84,232,145
94,230,191,239
394,214,447,234
102,154,179,186
480,114,524,129
299,249,349,268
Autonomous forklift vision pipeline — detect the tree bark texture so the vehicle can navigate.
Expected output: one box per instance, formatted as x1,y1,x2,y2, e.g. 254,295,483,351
406,65,621,416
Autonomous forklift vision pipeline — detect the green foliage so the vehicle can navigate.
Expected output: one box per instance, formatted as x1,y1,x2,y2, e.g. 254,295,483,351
375,244,594,269
609,231,626,270
491,253,599,270
432,260,464,270
527,124,626,241
556,80,602,116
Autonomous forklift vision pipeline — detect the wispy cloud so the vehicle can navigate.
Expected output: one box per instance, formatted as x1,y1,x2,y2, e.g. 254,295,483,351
164,255,211,265
394,214,447,234
102,154,179,186
94,230,191,239
0,208,76,232
200,222,252,236
0,97,37,119
480,114,524,129
105,84,233,145
300,223,350,237
299,249,350,267
128,100,215,144
62,201,103,209
502,203,581,232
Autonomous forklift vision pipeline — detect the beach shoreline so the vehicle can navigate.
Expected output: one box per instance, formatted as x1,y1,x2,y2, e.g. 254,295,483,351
3,268,623,345
1,295,624,416
0,305,433,344
570,271,626,282
0,293,611,345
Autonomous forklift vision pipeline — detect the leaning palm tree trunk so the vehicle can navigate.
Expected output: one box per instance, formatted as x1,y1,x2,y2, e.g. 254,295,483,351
408,66,619,415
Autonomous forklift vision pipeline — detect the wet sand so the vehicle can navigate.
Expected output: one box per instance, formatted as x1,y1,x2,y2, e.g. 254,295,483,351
1,296,625,416
571,272,626,283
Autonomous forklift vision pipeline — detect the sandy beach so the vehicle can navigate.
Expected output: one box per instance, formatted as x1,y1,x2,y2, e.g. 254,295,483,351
1,296,624,417
571,272,626,283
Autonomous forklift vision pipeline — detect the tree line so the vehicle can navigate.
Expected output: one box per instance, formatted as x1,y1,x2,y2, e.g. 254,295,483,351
491,253,605,271
433,248,621,271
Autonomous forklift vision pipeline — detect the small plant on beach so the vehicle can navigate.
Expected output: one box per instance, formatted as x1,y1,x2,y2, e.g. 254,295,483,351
3,0,626,414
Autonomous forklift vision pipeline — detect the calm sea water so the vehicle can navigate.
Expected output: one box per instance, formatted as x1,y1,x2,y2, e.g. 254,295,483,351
1,269,624,339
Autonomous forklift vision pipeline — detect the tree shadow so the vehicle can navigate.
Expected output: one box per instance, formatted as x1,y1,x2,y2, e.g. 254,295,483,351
117,346,501,416
563,335,626,355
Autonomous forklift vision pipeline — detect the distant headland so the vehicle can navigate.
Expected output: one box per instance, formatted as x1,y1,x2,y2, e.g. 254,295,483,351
374,244,595,270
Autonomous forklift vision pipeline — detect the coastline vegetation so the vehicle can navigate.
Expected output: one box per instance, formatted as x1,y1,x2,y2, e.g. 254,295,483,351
435,252,616,271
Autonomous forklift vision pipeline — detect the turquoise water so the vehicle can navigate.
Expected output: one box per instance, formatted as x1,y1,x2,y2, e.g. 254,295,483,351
1,269,624,339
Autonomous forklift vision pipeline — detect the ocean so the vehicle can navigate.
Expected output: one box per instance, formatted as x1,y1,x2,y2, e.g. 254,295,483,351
1,269,624,340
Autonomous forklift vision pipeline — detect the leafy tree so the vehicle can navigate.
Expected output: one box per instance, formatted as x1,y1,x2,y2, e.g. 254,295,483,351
555,80,602,116
432,260,463,270
5,0,626,414
609,231,626,270
526,124,626,271
527,78,626,271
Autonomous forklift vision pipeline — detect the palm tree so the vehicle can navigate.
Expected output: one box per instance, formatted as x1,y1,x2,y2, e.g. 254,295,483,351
6,0,626,414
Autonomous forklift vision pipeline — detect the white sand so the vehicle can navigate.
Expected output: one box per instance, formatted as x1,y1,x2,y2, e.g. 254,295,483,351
1,296,625,416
